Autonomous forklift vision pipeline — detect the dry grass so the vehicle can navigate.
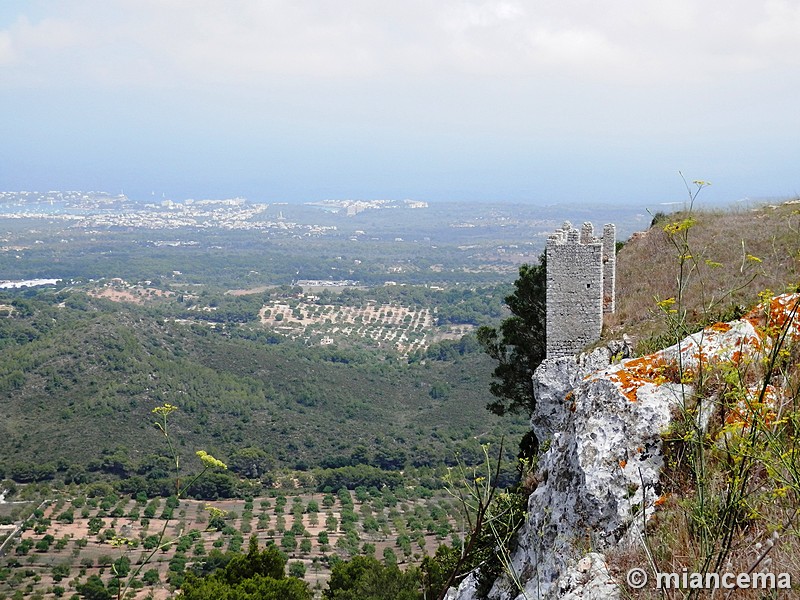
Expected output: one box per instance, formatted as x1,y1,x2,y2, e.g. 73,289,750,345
609,497,800,599
606,200,800,351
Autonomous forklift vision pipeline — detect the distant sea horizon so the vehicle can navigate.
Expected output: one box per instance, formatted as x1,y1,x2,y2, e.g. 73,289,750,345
0,190,761,211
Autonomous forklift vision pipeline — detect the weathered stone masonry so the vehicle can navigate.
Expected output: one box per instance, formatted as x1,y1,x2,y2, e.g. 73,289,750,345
546,221,616,358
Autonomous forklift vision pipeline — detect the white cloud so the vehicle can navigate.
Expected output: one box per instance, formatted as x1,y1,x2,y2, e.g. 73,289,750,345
752,0,800,66
443,1,525,31
0,0,798,88
2,14,85,56
526,26,623,70
0,30,13,65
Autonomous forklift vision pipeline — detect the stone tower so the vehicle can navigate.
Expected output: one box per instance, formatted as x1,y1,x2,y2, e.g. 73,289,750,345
546,221,616,358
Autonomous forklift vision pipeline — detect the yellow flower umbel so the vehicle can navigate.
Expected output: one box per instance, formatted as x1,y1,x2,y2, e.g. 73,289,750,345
152,403,178,437
196,450,227,470
656,297,678,314
205,505,228,519
110,536,133,548
663,217,696,235
152,403,178,418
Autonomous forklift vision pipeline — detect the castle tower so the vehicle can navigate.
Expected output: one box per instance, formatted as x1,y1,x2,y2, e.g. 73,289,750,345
545,221,616,358
602,223,616,314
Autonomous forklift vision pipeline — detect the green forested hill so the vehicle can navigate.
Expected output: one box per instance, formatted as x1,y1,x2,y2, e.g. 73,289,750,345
0,290,523,492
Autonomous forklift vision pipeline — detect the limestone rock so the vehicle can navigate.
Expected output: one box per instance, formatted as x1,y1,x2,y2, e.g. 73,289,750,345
556,553,620,600
531,347,611,442
451,294,800,600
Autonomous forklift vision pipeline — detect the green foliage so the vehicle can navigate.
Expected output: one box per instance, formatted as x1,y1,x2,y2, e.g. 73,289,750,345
87,517,104,535
75,575,111,600
315,466,403,491
112,555,131,578
649,210,669,228
288,561,306,578
280,532,297,553
181,574,311,600
428,382,449,400
420,545,460,597
142,568,159,586
0,289,525,486
324,555,422,600
477,256,546,419
180,536,311,600
420,335,482,362
96,554,113,567
223,536,286,583
228,447,273,479
382,546,398,566
299,538,312,554
50,563,70,582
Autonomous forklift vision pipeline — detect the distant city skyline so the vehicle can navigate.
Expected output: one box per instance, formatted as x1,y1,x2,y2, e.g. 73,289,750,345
1,1,798,208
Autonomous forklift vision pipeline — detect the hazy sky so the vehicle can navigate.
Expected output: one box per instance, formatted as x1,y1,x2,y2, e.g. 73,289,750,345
1,1,798,206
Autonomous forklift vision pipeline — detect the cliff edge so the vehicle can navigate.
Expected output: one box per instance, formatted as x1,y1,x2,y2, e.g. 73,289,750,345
452,293,800,600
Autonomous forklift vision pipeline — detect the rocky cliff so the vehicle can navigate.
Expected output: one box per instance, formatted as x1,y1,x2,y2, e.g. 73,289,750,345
451,293,800,600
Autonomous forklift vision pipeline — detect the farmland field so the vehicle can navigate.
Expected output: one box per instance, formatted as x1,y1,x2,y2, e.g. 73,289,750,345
1,488,463,599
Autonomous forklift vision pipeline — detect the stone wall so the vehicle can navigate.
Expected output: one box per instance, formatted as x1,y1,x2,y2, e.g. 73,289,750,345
546,221,615,358
602,224,616,313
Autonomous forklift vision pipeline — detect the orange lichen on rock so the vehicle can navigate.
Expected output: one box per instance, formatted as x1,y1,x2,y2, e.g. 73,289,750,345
608,369,644,402
604,355,673,402
724,384,781,428
767,294,800,329
744,310,764,332
744,293,800,338
596,294,797,407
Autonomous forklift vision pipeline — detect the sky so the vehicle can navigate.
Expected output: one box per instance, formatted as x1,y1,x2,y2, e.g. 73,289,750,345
1,1,798,207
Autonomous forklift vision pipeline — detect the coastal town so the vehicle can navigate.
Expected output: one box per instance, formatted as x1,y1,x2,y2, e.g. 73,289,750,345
0,191,429,234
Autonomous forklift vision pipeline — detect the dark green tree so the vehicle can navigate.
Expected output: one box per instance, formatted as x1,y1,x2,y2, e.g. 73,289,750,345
87,517,105,535
112,555,131,578
288,561,306,578
476,255,546,418
181,575,311,600
382,546,398,566
142,568,160,586
420,545,459,598
180,535,310,600
324,555,421,600
228,447,273,479
222,536,285,583
76,575,111,600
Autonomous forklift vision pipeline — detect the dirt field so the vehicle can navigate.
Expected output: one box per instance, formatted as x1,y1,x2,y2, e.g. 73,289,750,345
88,280,175,305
